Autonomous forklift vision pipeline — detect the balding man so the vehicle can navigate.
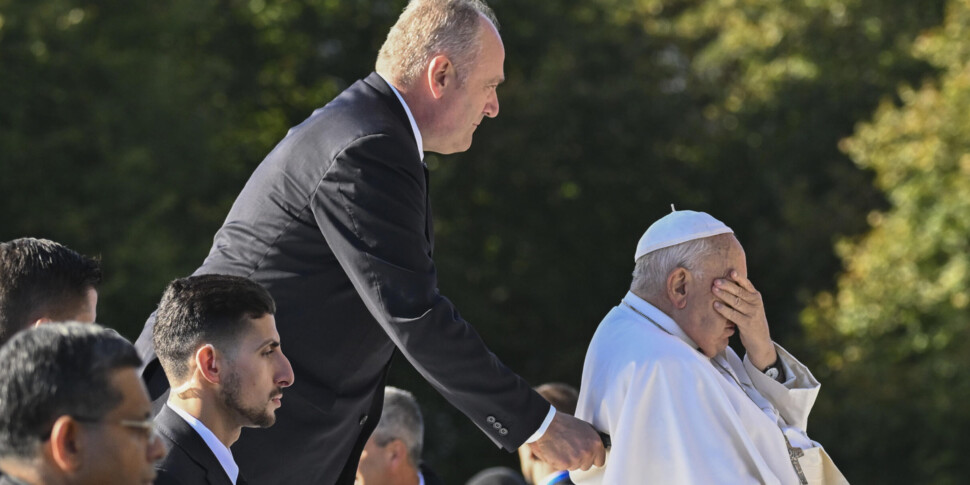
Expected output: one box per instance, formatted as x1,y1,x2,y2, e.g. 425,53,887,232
134,1,603,483
573,211,847,485
355,387,443,485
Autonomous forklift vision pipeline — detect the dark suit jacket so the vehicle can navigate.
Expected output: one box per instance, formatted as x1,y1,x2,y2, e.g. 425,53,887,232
135,72,548,484
421,463,446,485
153,404,246,485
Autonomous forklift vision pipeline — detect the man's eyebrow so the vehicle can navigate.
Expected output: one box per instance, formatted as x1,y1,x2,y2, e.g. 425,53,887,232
488,76,505,85
257,339,281,350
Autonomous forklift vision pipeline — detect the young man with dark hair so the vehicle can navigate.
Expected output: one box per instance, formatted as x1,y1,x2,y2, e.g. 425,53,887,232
151,274,294,485
0,322,167,485
0,237,102,346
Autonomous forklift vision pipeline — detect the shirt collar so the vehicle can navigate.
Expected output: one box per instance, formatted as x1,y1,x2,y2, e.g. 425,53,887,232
167,403,240,484
621,291,701,351
377,72,424,161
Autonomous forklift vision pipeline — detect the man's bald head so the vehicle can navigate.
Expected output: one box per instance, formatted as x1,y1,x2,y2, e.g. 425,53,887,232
376,0,499,88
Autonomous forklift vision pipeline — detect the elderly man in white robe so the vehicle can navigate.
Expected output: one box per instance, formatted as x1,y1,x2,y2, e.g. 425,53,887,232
572,210,847,485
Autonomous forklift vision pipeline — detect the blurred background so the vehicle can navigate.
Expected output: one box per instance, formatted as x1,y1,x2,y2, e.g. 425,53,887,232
2,0,969,482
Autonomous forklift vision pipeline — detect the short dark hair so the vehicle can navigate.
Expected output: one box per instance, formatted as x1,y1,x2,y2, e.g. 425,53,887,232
152,274,276,384
0,322,141,459
536,383,578,416
0,238,102,346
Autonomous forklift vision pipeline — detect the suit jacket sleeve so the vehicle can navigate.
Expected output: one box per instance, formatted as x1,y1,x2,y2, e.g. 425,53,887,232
310,132,548,449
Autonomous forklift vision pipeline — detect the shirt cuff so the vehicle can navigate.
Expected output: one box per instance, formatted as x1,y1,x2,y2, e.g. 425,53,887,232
525,405,557,444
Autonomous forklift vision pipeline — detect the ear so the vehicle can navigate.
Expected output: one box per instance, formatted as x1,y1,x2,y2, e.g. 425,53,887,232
195,344,222,384
31,317,53,327
386,439,407,468
427,54,454,100
49,416,83,472
666,267,691,309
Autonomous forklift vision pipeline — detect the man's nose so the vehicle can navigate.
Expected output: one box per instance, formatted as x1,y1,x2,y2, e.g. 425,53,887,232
148,431,168,463
484,92,499,118
276,352,295,388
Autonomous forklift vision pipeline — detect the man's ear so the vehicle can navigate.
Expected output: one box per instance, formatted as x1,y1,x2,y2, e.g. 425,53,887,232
386,439,407,468
427,55,454,100
195,344,222,384
666,267,691,309
31,317,53,328
49,415,83,472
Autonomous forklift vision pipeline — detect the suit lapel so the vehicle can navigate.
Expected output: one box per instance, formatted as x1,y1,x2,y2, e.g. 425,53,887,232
156,405,235,485
363,72,435,254
423,165,435,255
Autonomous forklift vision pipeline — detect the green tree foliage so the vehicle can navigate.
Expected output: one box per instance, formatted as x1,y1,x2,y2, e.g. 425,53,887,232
803,1,970,481
0,0,953,481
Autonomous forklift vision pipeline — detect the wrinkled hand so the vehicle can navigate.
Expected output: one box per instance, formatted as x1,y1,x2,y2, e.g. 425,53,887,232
712,270,777,370
529,412,606,471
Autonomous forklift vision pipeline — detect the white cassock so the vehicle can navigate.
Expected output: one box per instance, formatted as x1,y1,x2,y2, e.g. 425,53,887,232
571,292,837,485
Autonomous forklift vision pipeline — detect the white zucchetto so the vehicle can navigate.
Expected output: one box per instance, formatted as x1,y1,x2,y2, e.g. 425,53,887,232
635,209,734,261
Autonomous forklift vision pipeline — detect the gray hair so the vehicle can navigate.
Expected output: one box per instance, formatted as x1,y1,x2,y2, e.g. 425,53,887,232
373,386,424,466
630,236,725,298
375,0,499,87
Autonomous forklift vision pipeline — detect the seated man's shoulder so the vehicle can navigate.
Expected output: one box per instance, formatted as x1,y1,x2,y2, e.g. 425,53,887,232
589,311,706,370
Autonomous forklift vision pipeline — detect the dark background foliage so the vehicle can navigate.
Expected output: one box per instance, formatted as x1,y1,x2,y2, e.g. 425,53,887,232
2,0,965,482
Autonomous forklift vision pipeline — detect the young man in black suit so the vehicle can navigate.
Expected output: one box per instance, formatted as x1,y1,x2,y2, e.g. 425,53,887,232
134,1,604,483
0,323,166,485
150,275,294,485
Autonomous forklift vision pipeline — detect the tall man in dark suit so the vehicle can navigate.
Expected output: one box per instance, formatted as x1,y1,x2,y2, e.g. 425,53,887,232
135,1,604,483
151,275,294,485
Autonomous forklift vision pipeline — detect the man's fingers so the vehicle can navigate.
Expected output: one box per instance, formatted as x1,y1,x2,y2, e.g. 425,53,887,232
531,413,606,472
593,445,606,467
713,287,753,316
714,301,746,323
730,270,758,293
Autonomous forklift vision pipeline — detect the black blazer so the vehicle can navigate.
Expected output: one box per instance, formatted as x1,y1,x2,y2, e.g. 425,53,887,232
135,73,548,484
421,464,446,485
153,404,246,485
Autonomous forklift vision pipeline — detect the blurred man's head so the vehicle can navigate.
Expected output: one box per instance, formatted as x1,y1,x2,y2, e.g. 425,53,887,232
356,387,425,485
517,383,579,484
376,0,504,154
153,274,293,432
0,238,101,346
0,322,166,485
